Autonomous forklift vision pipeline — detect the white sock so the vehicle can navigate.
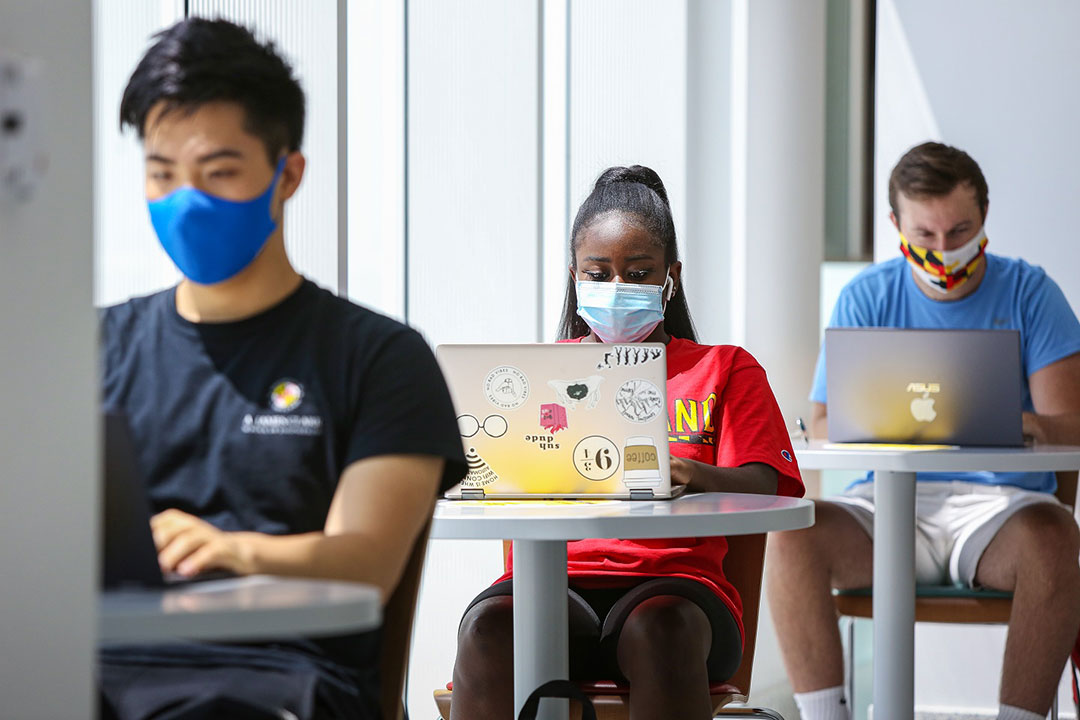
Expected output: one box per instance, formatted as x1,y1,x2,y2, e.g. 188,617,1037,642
793,686,850,720
997,704,1045,720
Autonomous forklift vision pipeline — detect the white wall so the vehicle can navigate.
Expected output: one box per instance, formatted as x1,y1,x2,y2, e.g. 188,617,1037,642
875,0,1080,713
875,0,1080,315
0,3,97,717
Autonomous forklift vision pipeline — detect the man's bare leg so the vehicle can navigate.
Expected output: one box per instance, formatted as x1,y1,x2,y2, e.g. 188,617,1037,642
766,501,873,692
974,503,1080,714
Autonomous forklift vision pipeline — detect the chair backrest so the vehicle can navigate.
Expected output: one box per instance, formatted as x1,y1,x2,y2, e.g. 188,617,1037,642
721,533,767,697
379,517,433,720
1056,471,1078,509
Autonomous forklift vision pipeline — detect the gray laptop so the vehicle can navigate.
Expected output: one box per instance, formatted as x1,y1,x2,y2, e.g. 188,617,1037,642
436,343,675,500
103,412,234,588
825,328,1023,446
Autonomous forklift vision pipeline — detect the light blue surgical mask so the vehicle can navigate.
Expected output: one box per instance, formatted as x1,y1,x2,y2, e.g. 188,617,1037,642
147,158,286,285
575,275,673,343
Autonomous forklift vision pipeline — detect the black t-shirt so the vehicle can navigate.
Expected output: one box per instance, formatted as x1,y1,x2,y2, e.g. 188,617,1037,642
100,279,465,711
102,278,465,531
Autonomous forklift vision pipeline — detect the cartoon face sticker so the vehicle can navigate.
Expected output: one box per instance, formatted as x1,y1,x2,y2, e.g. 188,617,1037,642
548,375,604,410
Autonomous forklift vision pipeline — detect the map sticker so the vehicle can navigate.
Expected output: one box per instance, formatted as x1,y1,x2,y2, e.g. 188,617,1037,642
614,378,665,423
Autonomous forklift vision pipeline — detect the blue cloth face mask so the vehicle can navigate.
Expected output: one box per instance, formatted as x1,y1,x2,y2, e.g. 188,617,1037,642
575,275,673,343
147,158,286,285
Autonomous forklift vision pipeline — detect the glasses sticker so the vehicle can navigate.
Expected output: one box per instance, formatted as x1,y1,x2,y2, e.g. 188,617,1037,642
458,413,509,438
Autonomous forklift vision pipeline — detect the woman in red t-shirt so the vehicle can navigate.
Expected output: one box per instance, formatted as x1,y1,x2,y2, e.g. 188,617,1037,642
450,165,803,720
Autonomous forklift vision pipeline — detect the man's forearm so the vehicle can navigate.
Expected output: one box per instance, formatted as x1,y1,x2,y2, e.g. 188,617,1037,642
234,530,410,601
1027,412,1080,446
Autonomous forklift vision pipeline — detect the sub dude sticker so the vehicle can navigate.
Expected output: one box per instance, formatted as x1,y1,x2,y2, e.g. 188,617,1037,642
614,379,665,423
596,346,664,370
462,447,500,487
539,403,568,433
484,366,530,410
548,375,604,410
573,435,620,481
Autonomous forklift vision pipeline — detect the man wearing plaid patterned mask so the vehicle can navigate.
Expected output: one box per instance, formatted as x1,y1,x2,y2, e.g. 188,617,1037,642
770,142,1080,720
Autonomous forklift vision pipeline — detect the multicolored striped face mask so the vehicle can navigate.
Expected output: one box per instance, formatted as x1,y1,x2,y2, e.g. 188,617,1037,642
899,226,988,294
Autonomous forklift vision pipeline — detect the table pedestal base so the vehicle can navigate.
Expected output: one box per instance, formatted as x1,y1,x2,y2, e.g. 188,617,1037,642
873,470,916,719
514,539,569,720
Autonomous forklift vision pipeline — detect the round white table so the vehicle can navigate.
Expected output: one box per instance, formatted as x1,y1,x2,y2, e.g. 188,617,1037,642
100,575,382,644
432,492,815,720
795,440,1080,720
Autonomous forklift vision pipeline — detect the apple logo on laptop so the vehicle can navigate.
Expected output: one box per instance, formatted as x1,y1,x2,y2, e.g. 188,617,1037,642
910,393,936,422
906,382,939,423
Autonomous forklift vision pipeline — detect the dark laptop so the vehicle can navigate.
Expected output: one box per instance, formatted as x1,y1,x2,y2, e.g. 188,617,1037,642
102,412,233,588
825,328,1024,447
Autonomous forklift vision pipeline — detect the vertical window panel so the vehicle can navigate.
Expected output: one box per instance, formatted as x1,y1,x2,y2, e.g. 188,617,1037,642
406,0,540,345
93,0,184,306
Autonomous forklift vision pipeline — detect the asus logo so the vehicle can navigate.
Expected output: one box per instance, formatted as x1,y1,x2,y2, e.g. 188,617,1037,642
906,382,940,394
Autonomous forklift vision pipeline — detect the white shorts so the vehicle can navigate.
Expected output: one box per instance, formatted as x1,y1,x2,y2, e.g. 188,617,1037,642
832,481,1064,587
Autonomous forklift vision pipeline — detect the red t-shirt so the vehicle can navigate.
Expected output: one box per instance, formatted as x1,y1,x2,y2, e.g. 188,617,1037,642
499,336,804,642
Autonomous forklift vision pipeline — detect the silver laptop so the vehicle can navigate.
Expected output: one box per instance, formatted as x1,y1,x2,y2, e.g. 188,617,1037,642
436,343,675,499
825,328,1023,446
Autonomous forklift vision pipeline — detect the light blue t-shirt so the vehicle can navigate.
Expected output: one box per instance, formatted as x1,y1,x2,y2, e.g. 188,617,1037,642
810,253,1080,492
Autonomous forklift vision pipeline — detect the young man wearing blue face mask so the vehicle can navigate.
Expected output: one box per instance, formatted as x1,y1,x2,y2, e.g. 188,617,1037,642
99,18,466,720
768,142,1080,720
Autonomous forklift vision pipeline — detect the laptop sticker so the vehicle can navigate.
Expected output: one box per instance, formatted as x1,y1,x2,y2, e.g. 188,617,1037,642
548,376,604,410
484,366,530,410
462,447,500,487
615,379,665,423
622,435,662,490
596,346,664,370
573,435,620,481
525,433,561,451
539,403,569,433
458,413,508,439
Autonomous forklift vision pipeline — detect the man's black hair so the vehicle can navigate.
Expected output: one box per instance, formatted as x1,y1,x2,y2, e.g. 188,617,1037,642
119,17,304,164
558,165,698,342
